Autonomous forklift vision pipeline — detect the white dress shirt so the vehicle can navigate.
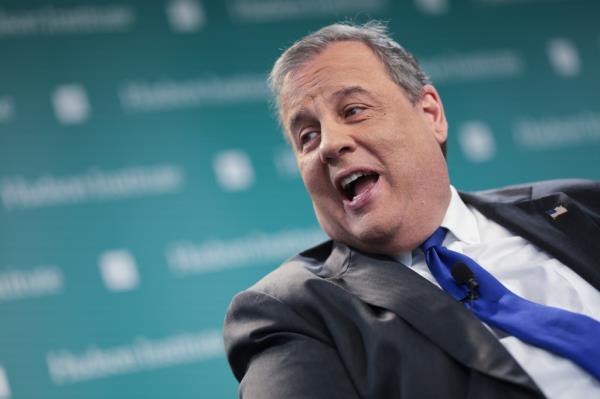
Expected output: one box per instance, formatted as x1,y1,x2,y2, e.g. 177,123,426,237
397,186,600,399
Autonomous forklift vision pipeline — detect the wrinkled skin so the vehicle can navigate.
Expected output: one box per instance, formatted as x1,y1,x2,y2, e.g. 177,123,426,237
280,41,451,255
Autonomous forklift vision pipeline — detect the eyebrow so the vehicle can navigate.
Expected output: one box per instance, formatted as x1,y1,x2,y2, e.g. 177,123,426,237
289,110,312,140
287,85,376,137
330,85,374,102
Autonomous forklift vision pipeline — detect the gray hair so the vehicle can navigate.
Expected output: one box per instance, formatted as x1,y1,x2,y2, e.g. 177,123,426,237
268,20,430,122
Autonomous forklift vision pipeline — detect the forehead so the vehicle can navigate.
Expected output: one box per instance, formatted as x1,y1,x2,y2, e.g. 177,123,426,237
279,41,390,125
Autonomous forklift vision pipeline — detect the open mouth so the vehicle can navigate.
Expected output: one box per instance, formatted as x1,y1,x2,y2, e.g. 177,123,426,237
339,171,380,202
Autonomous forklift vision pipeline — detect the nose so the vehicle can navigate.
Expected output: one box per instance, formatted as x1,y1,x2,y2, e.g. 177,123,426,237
318,123,356,165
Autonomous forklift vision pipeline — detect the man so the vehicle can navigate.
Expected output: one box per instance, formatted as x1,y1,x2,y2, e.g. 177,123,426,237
224,21,600,398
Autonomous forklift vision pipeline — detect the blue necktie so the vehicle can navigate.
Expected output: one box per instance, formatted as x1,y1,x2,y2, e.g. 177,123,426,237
420,227,600,381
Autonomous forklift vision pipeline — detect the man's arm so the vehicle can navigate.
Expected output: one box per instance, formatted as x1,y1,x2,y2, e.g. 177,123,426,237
224,289,360,398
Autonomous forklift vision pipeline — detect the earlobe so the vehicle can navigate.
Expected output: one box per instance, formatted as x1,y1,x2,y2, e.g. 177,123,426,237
420,84,448,144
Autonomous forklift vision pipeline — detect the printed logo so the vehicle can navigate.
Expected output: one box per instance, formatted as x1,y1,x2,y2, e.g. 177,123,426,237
227,0,387,22
273,147,299,178
98,250,140,292
458,121,496,162
0,97,15,123
51,84,90,125
166,0,206,32
213,150,255,191
0,366,11,399
547,38,581,77
513,112,600,150
414,0,448,15
0,5,136,37
0,266,64,302
46,330,222,385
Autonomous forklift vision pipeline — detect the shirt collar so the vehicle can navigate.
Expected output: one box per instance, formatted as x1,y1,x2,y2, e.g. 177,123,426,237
395,250,413,267
441,185,480,246
394,185,480,266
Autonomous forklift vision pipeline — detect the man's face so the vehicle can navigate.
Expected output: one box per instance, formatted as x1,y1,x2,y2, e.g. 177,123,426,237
280,41,451,254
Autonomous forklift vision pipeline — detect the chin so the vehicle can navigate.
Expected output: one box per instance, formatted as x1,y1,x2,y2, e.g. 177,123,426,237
318,208,400,253
342,223,399,254
355,233,396,254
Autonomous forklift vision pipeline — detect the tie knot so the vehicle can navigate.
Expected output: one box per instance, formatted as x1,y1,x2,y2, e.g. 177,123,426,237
420,227,448,252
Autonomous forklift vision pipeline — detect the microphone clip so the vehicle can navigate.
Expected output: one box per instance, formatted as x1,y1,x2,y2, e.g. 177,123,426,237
450,262,480,303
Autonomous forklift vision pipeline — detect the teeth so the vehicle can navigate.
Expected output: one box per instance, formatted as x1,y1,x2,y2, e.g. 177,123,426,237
341,172,368,190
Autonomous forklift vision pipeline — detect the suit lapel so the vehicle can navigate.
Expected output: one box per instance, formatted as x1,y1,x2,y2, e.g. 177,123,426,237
462,187,600,291
311,181,597,398
322,243,543,396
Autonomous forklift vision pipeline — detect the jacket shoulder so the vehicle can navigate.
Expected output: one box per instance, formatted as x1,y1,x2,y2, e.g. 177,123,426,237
222,240,362,396
463,178,600,204
224,239,341,344
245,240,334,299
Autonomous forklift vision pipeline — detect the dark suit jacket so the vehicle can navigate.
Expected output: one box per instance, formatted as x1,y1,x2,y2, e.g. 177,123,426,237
224,179,600,398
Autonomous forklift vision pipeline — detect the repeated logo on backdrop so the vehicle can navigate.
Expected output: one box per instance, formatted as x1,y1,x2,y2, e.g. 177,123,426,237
166,0,206,32
0,366,10,399
1,0,599,398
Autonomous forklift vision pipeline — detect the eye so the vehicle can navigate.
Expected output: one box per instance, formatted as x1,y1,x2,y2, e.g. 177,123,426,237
344,105,366,118
299,130,320,149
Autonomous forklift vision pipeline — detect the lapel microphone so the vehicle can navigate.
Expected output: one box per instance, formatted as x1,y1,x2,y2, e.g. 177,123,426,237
451,262,479,302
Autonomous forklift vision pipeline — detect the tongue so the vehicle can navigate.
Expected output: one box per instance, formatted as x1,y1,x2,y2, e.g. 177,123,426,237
353,175,377,198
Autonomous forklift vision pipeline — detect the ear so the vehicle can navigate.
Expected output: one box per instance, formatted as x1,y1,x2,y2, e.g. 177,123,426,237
418,84,448,144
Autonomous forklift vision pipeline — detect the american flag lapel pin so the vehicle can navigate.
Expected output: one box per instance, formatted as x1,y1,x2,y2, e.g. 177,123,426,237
546,205,568,220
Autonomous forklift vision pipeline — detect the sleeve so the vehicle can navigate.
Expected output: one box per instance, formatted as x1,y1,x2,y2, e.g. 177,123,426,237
223,289,360,399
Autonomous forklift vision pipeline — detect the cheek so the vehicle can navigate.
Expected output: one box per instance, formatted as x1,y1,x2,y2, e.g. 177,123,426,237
299,169,320,200
298,156,328,194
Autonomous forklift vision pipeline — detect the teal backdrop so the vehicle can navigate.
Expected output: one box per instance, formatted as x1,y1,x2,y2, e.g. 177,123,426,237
1,0,599,398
